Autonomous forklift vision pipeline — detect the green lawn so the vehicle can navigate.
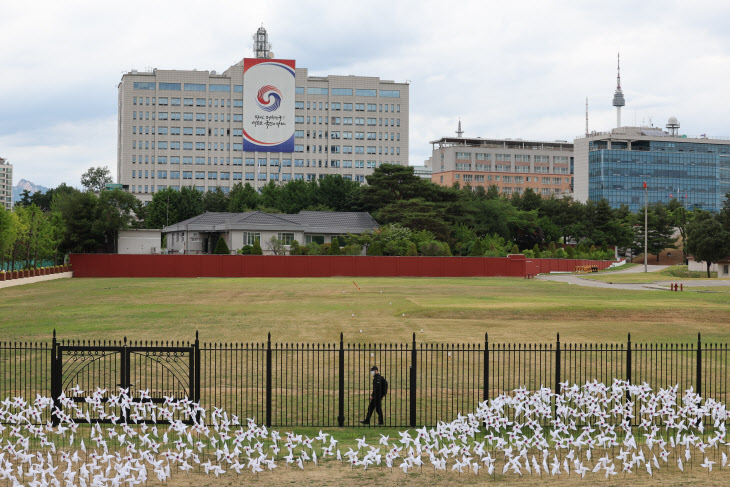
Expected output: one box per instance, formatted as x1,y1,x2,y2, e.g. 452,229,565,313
1,276,730,344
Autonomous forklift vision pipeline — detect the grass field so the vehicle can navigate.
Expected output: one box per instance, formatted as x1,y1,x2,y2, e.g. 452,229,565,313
1,276,729,344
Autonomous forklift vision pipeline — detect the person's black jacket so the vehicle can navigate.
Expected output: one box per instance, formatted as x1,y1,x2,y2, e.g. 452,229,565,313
371,373,385,400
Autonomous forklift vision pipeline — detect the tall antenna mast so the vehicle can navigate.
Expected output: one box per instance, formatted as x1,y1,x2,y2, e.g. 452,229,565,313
455,118,464,138
252,25,273,59
612,53,626,128
585,97,589,136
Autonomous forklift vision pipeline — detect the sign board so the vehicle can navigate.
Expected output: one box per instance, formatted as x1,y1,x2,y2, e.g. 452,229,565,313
242,58,296,152
105,183,123,190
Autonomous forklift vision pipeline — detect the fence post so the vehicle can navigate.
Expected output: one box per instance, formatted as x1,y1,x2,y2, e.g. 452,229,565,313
483,332,489,403
626,333,632,385
51,329,61,426
555,333,561,396
410,332,416,428
194,331,201,423
697,332,702,397
338,333,345,427
266,332,272,428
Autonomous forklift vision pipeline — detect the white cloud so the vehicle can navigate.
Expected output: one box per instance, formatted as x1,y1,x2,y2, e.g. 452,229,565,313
2,0,730,185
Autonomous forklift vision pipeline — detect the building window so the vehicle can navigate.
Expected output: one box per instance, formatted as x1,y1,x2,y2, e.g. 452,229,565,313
243,232,261,245
277,233,295,245
306,235,325,244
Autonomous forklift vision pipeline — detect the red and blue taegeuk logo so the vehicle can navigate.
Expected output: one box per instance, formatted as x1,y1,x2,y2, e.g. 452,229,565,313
256,85,282,112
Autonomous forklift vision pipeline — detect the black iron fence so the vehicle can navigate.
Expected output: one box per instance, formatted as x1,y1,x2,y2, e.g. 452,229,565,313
0,332,726,428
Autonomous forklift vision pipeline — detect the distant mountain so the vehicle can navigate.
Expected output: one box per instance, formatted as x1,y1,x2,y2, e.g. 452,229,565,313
12,179,49,204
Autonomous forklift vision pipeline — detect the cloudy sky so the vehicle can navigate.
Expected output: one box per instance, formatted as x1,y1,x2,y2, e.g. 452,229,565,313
2,0,729,188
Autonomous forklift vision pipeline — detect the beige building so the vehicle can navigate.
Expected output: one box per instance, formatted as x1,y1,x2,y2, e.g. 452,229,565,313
427,136,573,197
117,34,409,204
0,157,12,211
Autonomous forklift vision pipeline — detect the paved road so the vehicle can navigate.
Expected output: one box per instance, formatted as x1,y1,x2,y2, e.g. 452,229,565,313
537,265,730,291
0,272,73,289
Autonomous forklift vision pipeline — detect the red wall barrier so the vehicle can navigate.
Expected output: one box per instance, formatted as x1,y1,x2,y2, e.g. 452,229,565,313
70,254,615,278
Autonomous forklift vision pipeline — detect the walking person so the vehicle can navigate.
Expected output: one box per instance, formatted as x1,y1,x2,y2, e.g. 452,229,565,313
360,365,387,425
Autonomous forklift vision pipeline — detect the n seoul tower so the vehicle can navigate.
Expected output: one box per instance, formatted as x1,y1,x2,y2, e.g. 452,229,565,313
612,53,625,128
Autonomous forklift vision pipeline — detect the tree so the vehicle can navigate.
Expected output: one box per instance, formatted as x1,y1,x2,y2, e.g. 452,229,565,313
266,236,286,255
213,237,230,255
203,187,229,213
277,179,315,213
228,183,260,212
53,190,101,254
81,166,113,193
315,175,361,212
361,164,430,210
145,187,180,229
94,189,142,253
375,199,451,241
631,203,677,262
251,239,263,255
686,215,730,277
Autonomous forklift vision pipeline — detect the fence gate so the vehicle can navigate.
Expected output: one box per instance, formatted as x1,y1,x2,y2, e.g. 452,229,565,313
51,335,199,424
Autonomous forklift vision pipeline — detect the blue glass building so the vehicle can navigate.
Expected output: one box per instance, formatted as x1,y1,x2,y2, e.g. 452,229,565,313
574,128,730,212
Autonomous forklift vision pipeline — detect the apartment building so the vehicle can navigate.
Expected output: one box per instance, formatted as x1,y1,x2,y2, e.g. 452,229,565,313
428,136,573,197
0,158,12,211
117,30,409,204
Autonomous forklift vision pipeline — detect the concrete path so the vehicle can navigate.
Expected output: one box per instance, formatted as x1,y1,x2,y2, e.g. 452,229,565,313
606,264,669,274
538,270,730,291
537,273,662,291
0,272,73,289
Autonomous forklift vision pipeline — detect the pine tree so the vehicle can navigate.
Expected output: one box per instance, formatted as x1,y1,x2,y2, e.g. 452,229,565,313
251,240,263,255
213,237,230,255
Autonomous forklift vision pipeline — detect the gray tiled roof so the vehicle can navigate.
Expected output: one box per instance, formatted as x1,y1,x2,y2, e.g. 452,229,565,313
163,210,378,233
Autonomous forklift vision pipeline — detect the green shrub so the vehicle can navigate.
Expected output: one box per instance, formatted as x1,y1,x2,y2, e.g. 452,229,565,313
367,242,383,256
213,238,230,255
289,240,302,255
532,244,541,258
405,242,418,256
343,243,362,256
307,242,323,255
251,240,263,255
510,244,519,254
328,241,341,255
566,246,575,259
555,248,568,259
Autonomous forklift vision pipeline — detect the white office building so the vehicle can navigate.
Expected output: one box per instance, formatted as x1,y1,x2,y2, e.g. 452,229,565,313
117,27,409,203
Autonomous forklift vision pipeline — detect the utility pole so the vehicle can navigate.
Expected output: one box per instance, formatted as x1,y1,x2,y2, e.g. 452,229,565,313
644,181,648,273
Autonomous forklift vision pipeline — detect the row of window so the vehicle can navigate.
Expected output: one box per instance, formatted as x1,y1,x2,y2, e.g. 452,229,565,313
132,174,369,193
133,111,235,122
130,155,386,168
296,101,400,112
133,169,376,181
299,131,399,141
134,82,401,99
451,164,570,174
134,82,242,92
453,174,569,184
296,87,400,98
133,97,241,108
294,145,400,155
455,152,568,163
295,116,401,127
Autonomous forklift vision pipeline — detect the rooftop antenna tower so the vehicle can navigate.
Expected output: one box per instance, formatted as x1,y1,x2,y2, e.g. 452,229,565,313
456,118,464,138
253,24,273,59
612,53,626,128
585,97,589,136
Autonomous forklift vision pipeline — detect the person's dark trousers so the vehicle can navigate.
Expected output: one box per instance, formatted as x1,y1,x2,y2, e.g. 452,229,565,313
364,397,384,424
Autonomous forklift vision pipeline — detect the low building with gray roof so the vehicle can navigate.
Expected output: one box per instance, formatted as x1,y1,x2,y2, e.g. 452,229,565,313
163,210,378,254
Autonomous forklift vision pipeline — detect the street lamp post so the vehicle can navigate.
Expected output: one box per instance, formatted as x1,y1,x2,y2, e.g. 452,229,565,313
643,181,648,273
